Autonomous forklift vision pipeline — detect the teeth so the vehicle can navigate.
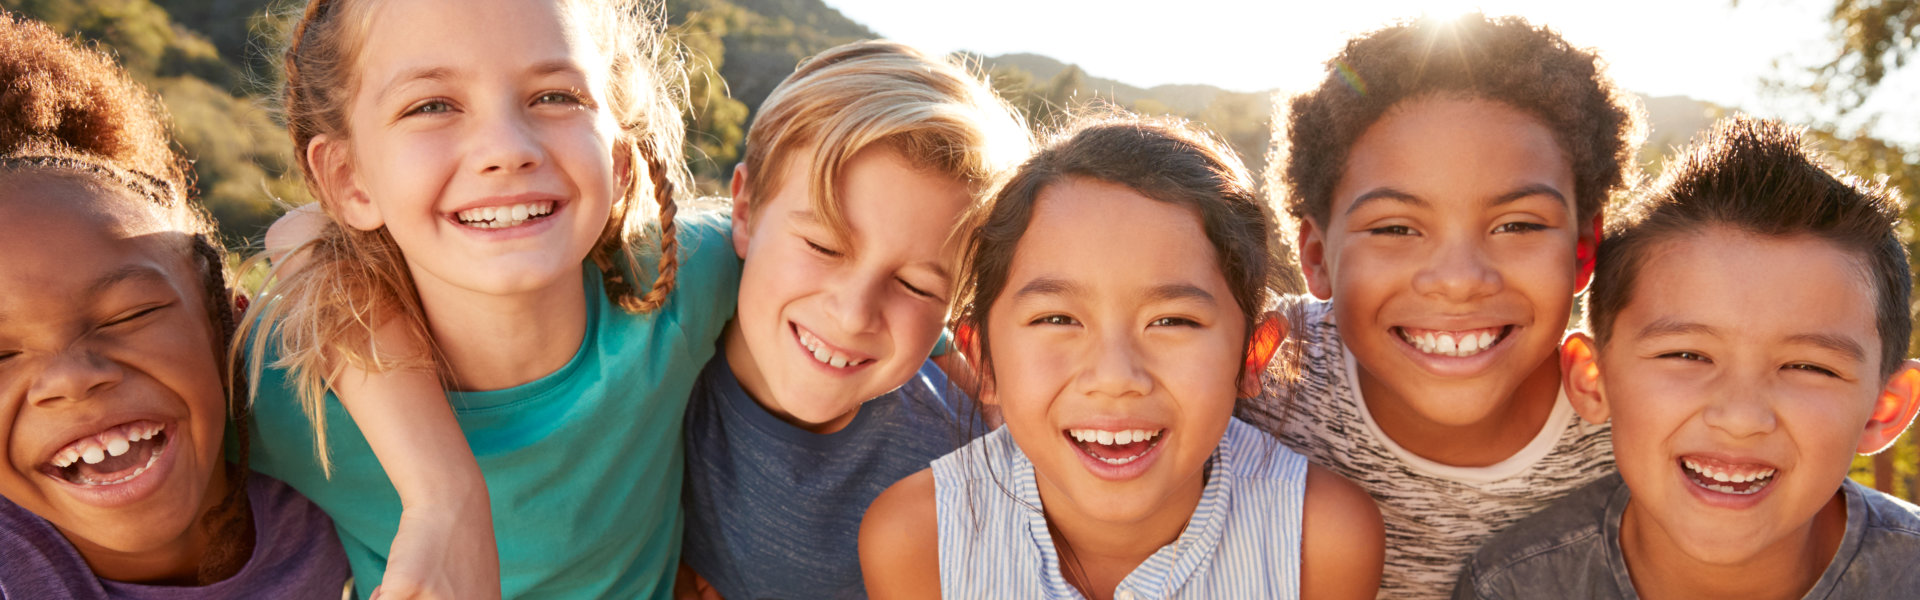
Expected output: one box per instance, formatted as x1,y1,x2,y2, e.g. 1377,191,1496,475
797,328,863,369
1682,457,1777,489
1067,428,1162,446
105,436,130,457
81,447,105,464
455,201,555,228
1403,327,1503,357
46,422,167,470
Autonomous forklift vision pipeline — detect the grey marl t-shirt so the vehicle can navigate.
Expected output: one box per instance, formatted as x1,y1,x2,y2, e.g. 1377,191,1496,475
1235,297,1615,600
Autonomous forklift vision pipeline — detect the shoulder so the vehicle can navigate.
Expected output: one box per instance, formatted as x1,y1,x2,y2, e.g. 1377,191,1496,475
1299,463,1384,600
0,498,105,598
240,473,351,585
859,469,941,600
1456,473,1622,594
1850,479,1920,534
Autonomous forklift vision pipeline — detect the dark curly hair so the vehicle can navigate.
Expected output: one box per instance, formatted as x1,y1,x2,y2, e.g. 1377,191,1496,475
0,11,253,585
1271,13,1645,242
1587,115,1911,379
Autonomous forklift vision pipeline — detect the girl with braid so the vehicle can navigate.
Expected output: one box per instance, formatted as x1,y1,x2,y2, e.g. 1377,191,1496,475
0,12,349,598
236,0,740,597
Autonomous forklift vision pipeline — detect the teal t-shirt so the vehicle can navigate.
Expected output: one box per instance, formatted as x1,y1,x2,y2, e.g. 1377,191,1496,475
245,212,740,599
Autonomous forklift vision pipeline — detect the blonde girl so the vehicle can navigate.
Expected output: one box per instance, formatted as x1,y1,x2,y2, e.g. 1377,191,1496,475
238,0,740,597
860,114,1385,599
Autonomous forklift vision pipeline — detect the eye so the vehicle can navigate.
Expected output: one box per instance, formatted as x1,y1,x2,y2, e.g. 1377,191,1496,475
1492,221,1549,234
1657,351,1711,363
1150,317,1199,327
103,304,168,328
534,91,586,107
1785,363,1843,378
1367,225,1416,236
898,278,938,300
1031,314,1078,326
402,99,454,117
803,239,843,258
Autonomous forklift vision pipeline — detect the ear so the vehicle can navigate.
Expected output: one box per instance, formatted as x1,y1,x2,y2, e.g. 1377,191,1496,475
1239,312,1287,397
308,134,382,231
729,163,752,259
1560,333,1609,424
1575,214,1601,293
1858,360,1920,454
1298,218,1333,300
956,322,996,406
613,143,635,192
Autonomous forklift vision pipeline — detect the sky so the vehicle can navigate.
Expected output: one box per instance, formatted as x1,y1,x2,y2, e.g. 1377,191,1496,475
820,0,1920,145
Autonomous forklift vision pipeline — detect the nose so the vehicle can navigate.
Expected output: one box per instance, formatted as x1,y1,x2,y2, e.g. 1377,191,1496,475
1700,378,1778,440
1078,330,1153,399
822,270,884,336
472,108,543,175
27,346,124,406
1410,236,1502,302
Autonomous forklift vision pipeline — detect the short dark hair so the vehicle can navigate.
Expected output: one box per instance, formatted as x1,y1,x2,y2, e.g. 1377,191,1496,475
1272,13,1643,243
1587,115,1912,379
952,111,1282,381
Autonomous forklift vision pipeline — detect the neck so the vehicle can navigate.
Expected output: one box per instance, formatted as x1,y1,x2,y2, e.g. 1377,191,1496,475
1357,352,1561,467
414,265,589,392
70,465,241,585
721,320,859,434
1621,493,1847,600
1035,467,1206,599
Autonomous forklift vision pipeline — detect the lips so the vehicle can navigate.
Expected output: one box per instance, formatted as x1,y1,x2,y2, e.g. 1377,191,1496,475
1680,455,1779,496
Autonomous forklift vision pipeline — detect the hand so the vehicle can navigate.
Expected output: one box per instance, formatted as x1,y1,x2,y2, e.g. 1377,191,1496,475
673,563,726,600
369,504,501,600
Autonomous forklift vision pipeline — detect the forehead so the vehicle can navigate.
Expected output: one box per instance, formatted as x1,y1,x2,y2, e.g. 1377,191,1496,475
1616,227,1879,351
356,0,607,89
1007,178,1226,294
0,174,190,303
1335,97,1573,214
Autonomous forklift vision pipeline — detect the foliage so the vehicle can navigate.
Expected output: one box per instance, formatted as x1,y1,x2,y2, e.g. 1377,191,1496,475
1799,0,1920,115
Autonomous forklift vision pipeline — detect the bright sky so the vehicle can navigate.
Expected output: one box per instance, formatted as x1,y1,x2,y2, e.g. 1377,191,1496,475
821,0,1920,145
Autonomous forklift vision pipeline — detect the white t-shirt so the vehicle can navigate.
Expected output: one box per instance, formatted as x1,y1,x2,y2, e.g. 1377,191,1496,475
1235,297,1614,600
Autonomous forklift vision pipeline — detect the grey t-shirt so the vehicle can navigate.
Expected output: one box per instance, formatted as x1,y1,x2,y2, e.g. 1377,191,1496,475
681,350,981,600
1454,473,1920,599
0,471,350,599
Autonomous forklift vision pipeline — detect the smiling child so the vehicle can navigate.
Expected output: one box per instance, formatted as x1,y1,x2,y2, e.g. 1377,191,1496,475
1455,116,1920,599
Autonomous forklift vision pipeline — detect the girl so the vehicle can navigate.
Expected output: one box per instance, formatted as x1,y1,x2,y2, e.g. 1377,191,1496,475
0,12,349,597
859,114,1385,599
239,0,739,597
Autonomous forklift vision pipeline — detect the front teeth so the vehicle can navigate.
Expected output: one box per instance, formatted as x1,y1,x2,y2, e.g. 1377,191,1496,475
1402,327,1500,357
50,422,164,469
798,328,865,369
1069,428,1162,445
1683,458,1777,493
456,201,555,229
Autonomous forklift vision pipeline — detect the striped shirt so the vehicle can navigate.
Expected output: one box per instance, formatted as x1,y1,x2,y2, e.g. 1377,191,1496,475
932,418,1307,600
1236,297,1614,600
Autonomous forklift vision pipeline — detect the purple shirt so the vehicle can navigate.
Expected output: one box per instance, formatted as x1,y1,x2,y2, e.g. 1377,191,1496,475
0,472,350,599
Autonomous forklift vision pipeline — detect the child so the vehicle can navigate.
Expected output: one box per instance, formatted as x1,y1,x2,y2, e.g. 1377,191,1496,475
678,40,1028,598
1455,116,1920,599
0,12,349,597
238,0,740,597
860,114,1385,599
1236,13,1643,597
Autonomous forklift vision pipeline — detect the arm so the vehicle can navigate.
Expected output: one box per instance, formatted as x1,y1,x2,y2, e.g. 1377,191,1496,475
1298,464,1384,600
858,469,941,600
330,338,500,600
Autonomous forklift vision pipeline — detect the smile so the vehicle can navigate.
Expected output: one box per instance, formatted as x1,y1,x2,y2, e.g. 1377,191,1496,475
43,421,168,487
794,324,873,369
1067,428,1164,466
1681,456,1777,496
454,201,556,229
1395,325,1512,358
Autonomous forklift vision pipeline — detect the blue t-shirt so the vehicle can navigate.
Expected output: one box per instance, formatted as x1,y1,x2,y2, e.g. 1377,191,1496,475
246,212,740,599
681,348,981,599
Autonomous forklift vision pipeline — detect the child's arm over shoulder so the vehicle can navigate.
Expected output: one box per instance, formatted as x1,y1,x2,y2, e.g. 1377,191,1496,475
1299,463,1384,599
859,468,941,600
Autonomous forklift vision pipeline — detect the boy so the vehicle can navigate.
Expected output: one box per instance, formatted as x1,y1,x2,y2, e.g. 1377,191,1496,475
1237,13,1641,597
677,41,1029,599
1455,115,1920,599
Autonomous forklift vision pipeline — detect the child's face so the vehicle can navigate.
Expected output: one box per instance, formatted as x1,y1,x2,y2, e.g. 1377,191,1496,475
320,0,623,299
726,146,970,432
1300,97,1587,429
983,178,1247,527
0,175,229,563
1577,227,1895,565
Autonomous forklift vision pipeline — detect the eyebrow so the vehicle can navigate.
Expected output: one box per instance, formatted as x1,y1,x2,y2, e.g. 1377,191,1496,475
1637,318,1869,363
0,266,169,324
376,60,588,103
1636,318,1717,340
1343,183,1568,216
1010,278,1216,305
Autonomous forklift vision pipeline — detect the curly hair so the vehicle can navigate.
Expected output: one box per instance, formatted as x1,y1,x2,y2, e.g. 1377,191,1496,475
1271,13,1645,242
0,11,253,585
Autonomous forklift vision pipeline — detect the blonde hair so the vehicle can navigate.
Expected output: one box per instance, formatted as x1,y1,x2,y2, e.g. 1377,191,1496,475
740,40,1029,243
239,0,693,473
